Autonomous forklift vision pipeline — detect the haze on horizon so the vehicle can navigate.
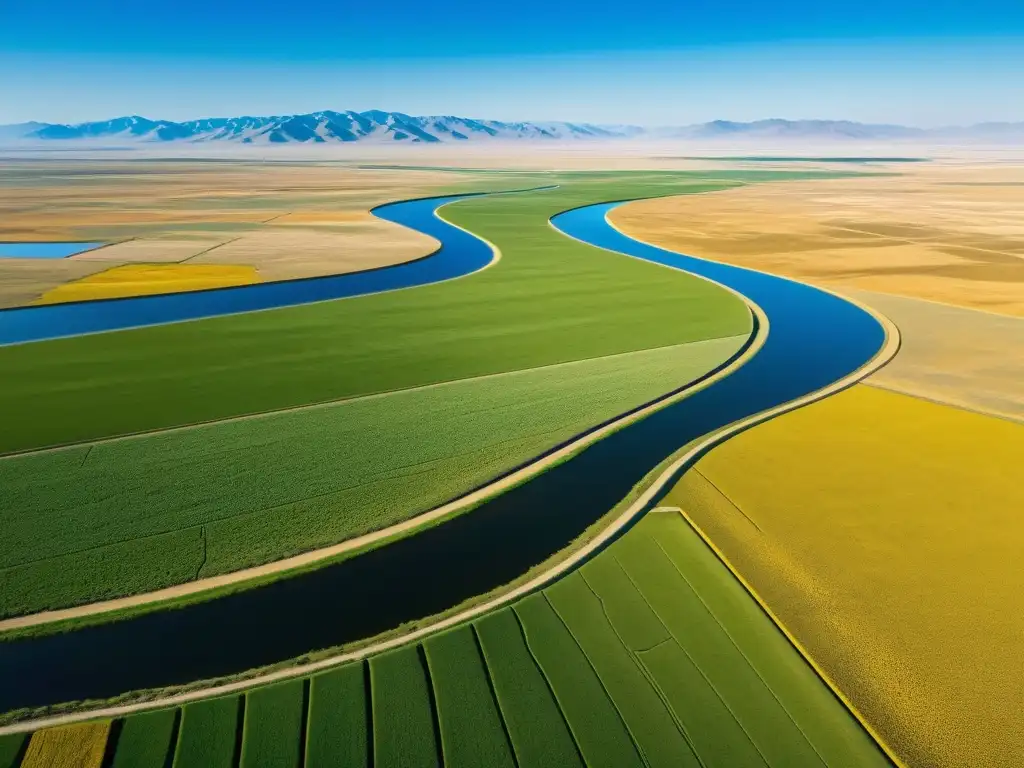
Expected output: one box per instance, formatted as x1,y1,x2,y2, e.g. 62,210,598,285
3,0,1024,127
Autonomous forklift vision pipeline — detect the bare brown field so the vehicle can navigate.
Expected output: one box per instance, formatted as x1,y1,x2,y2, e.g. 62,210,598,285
0,160,477,306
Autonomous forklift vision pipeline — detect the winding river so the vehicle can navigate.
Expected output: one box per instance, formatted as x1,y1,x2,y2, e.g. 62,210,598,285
0,194,494,346
0,194,885,713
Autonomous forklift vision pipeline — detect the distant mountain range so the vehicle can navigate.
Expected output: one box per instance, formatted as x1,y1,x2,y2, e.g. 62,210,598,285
2,111,1023,144
1,111,636,144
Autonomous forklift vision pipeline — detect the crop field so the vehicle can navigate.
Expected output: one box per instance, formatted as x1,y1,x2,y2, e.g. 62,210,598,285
0,175,757,454
610,159,1024,316
0,159,483,306
0,170,786,623
7,511,890,767
32,263,262,304
842,287,1024,421
0,335,746,618
18,722,108,768
667,384,1024,768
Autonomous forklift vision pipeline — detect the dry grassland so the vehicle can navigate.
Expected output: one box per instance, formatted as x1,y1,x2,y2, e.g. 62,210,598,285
33,264,262,304
610,158,1024,418
0,160,470,306
667,385,1024,768
845,288,1024,421
611,160,1024,315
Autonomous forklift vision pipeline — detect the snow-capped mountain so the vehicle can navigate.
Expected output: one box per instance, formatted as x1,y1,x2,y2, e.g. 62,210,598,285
11,111,640,144
4,113,1023,144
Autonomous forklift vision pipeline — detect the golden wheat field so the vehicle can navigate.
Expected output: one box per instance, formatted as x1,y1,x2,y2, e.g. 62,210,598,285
19,722,110,768
32,263,262,303
667,385,1024,768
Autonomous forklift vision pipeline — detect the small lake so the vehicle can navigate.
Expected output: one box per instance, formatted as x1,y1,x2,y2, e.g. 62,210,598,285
0,242,105,259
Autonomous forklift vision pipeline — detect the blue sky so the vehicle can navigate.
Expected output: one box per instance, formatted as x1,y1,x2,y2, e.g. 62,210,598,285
3,0,1024,125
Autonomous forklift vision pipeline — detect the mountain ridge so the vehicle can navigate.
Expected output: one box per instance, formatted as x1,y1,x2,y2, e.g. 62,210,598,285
3,111,1023,143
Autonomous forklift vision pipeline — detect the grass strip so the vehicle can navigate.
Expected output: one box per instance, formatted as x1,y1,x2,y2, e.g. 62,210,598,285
171,696,239,768
646,510,890,765
0,733,25,768
546,572,701,768
423,626,516,768
305,664,369,768
513,593,644,768
240,680,305,768
111,709,178,768
474,608,584,768
369,646,440,768
615,516,833,766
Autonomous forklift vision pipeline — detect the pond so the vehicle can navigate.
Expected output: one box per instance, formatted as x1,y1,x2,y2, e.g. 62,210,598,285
0,242,105,258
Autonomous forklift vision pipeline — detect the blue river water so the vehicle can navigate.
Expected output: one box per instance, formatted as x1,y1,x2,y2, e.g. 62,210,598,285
0,194,491,346
0,197,886,713
0,242,105,259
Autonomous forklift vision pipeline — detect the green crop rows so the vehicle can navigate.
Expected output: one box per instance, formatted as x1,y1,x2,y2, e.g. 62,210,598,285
22,511,890,767
0,176,755,455
0,336,745,619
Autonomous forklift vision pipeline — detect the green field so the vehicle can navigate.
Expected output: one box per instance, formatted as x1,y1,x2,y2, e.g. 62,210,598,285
0,176,756,455
0,336,745,619
26,511,890,767
0,173,772,621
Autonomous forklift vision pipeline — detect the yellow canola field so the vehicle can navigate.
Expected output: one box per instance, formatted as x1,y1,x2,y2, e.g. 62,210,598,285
33,263,261,304
667,385,1024,768
21,721,110,768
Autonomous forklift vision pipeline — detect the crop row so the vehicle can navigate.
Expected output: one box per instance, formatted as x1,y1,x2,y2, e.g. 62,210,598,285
0,336,746,619
2,511,891,767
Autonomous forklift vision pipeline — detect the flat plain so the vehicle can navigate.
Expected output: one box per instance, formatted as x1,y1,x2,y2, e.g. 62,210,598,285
1,167,777,624
0,160,467,306
0,336,745,617
610,155,1024,420
668,385,1024,768
5,511,890,767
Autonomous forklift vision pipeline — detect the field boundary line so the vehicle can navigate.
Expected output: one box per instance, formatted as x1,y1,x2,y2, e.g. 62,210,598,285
0,334,744,462
0,184,556,351
0,185,898,736
607,203,910,768
0,204,771,732
0,334,749,629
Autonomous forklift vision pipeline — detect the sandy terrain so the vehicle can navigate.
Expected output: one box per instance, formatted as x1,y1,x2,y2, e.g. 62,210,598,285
0,259,114,307
846,289,1024,421
611,161,1024,315
610,158,1024,417
0,160,474,306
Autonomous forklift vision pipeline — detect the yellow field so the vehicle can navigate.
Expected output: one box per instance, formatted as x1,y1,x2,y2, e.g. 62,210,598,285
610,164,1024,316
20,721,109,768
666,385,1024,768
32,264,262,303
609,160,1024,421
0,159,469,307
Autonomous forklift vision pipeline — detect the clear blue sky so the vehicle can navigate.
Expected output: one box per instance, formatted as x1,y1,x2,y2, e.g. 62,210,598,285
3,0,1023,125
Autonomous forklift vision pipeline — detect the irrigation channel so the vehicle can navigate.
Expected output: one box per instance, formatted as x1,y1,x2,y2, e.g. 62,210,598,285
0,194,886,713
0,193,499,346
